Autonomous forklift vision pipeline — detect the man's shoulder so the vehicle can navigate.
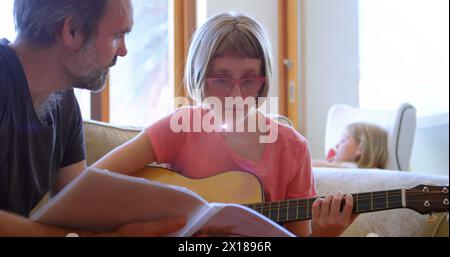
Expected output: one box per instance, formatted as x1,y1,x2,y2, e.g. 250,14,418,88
0,39,23,94
0,42,15,111
0,38,14,67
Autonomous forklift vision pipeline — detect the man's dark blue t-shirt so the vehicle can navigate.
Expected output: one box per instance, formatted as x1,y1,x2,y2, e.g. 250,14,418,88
0,39,86,216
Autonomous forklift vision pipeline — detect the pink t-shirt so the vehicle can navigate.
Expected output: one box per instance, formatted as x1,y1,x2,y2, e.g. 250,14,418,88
146,107,317,201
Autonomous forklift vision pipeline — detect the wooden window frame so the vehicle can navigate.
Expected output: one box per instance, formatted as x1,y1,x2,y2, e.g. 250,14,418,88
278,0,304,133
174,0,197,100
91,79,110,122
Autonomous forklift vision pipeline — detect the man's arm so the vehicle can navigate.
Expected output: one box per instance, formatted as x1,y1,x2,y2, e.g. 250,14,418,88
0,209,186,236
0,210,87,236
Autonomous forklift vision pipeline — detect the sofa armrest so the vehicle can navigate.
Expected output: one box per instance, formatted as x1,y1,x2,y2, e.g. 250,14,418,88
313,167,449,237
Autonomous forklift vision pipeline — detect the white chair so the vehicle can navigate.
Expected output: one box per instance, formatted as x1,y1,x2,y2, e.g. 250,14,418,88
324,103,417,171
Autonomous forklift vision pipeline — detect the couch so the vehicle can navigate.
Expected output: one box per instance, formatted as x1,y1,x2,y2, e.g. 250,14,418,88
83,120,449,237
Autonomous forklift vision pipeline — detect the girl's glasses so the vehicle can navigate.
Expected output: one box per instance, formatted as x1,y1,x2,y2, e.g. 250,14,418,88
205,77,266,96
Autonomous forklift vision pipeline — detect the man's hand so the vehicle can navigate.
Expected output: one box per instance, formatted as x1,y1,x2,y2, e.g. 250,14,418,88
310,192,358,237
83,217,187,237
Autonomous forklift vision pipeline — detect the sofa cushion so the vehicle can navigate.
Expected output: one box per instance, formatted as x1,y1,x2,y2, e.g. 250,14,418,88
313,167,449,237
83,120,141,166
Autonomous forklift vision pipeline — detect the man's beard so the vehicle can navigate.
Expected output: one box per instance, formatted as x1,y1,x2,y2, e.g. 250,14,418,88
70,66,109,93
65,41,117,93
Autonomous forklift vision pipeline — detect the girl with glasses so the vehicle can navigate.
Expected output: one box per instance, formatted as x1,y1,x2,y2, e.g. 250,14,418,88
93,12,356,237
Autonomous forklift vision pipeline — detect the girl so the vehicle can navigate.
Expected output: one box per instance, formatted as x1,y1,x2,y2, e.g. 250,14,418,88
313,122,389,169
93,13,356,237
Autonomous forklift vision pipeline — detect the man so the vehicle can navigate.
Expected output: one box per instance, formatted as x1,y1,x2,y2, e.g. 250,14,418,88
0,0,185,236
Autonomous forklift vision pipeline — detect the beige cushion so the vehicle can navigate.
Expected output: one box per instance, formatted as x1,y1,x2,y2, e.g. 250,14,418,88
83,120,141,166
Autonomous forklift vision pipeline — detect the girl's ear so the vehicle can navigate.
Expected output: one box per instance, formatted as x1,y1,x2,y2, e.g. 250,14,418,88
61,17,85,51
356,145,363,155
354,144,363,161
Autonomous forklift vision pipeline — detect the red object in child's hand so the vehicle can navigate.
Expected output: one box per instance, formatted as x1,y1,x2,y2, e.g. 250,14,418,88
326,148,336,161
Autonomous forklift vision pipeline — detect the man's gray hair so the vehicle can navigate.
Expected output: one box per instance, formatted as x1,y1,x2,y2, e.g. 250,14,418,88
14,0,110,47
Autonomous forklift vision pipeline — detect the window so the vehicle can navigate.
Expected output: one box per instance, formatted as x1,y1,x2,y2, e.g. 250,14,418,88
0,0,16,41
109,0,172,127
359,0,449,117
73,90,91,120
1,0,177,125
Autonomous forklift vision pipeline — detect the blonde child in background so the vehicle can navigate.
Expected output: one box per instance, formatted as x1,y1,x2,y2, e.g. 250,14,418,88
93,12,357,237
313,122,389,169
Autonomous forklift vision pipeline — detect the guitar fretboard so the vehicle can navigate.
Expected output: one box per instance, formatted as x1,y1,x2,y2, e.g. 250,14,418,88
243,189,403,223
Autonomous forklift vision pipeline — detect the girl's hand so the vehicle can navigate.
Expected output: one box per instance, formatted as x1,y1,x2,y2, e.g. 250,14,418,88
310,193,358,237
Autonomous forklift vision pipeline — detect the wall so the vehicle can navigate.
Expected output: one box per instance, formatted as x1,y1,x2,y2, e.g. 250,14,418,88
200,0,361,159
301,0,360,158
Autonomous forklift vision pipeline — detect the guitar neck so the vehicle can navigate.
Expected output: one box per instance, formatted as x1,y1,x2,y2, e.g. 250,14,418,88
243,189,404,223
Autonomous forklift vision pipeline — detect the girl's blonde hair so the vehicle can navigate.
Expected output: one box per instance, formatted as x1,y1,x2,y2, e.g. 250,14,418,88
347,122,389,169
184,12,273,104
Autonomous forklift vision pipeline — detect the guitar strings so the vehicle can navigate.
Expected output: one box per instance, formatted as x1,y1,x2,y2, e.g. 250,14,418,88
248,196,444,211
246,190,447,211
249,198,445,221
248,189,446,207
248,200,403,212
248,199,446,215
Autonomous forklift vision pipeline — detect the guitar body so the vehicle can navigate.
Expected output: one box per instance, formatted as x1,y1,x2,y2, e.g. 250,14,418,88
133,167,264,204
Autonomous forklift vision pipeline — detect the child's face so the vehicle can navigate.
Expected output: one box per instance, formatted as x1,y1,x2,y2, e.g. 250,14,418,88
334,131,361,163
205,55,263,112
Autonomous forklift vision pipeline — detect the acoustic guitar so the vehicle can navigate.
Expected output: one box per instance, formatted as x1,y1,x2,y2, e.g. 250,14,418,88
133,167,449,224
